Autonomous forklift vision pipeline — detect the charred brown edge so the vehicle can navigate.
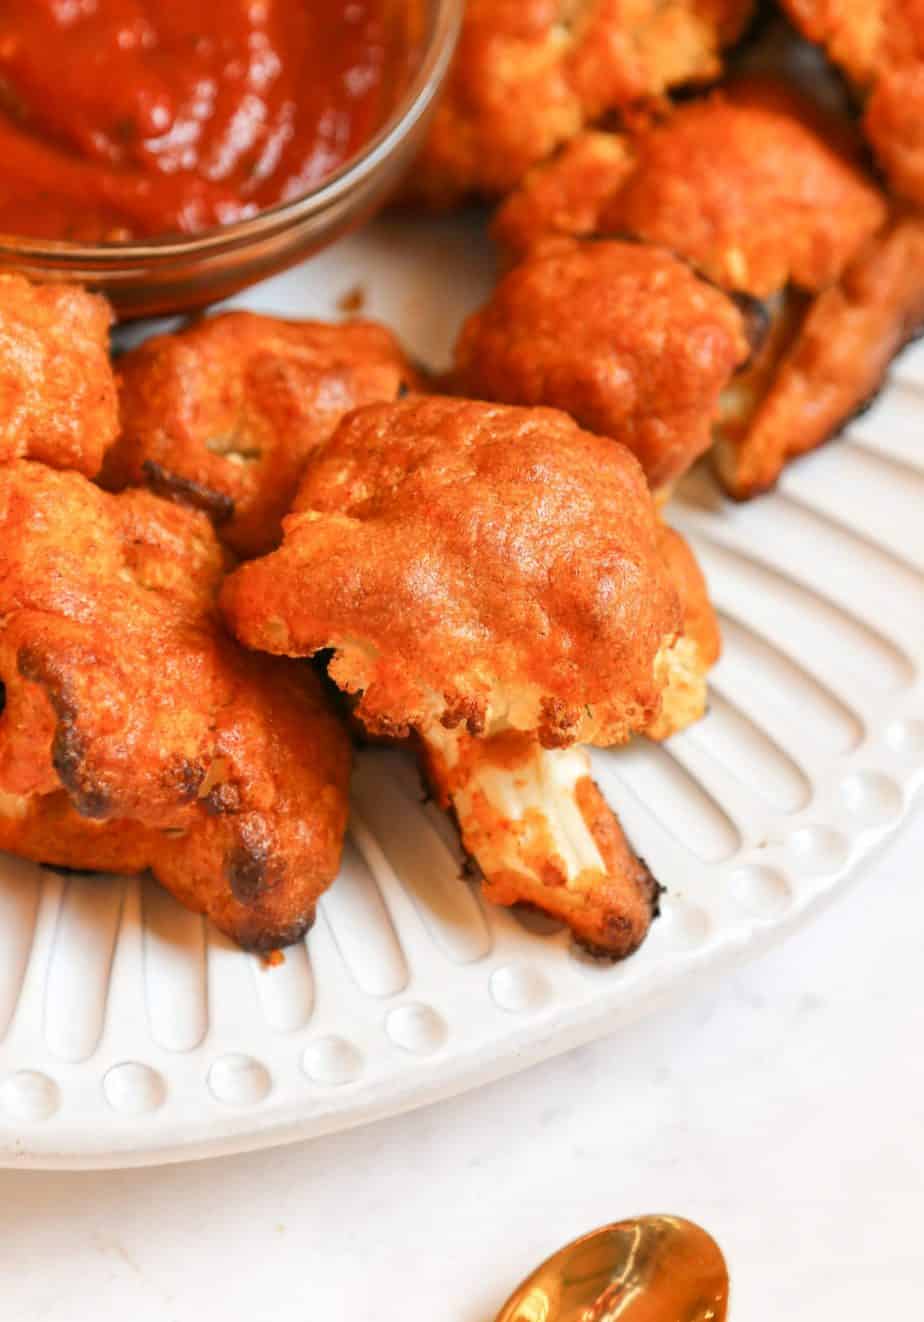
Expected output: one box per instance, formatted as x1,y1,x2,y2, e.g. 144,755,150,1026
223,810,315,952
235,910,316,954
723,315,924,501
440,691,486,737
414,733,450,814
204,781,243,815
226,840,273,904
538,696,582,749
729,292,772,360
16,645,111,819
576,856,665,963
357,707,413,741
162,756,207,802
39,863,101,877
141,459,235,525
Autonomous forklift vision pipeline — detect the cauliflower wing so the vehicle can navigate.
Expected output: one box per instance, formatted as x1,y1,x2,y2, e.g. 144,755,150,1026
0,462,350,952
452,237,750,490
101,311,420,558
222,396,696,955
493,77,902,497
494,78,887,295
403,0,755,207
0,274,117,476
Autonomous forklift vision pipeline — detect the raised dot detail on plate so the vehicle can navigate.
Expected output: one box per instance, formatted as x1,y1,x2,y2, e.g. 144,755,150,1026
885,718,924,759
728,865,793,919
302,1036,363,1085
0,1070,59,1121
786,825,848,873
208,1054,271,1106
839,771,902,826
386,1003,447,1055
659,900,711,951
103,1062,165,1115
490,964,549,1013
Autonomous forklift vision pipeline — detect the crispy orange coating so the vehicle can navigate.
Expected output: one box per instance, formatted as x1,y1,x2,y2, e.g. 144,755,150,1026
492,131,638,259
782,0,924,206
647,523,720,739
494,79,887,297
452,237,750,489
0,274,117,476
403,0,755,207
101,311,421,558
222,396,684,750
715,214,924,498
0,463,350,952
659,525,720,670
420,730,661,957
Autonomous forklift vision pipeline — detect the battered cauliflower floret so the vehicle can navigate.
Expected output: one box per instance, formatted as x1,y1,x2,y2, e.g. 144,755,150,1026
452,237,751,490
715,214,924,497
101,311,421,558
222,396,689,955
403,0,755,208
222,397,683,748
0,463,351,952
495,78,887,295
782,0,924,206
494,77,897,497
0,274,117,476
647,523,720,740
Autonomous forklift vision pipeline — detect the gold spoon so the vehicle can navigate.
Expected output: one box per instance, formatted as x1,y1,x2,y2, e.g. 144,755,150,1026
493,1215,728,1322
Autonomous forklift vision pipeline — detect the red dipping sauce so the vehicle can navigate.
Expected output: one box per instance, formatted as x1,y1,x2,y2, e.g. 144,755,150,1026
0,0,398,241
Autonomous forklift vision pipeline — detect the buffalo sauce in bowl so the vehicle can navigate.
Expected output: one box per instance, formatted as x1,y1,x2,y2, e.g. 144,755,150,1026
0,0,403,241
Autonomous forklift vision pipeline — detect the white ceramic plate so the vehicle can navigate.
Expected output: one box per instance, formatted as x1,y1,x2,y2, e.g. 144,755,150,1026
1,215,922,1169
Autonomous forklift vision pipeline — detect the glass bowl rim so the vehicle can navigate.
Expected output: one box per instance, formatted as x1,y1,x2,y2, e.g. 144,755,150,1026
0,0,462,263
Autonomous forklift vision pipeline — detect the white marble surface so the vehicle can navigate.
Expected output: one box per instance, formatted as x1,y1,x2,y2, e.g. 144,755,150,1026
2,804,921,1321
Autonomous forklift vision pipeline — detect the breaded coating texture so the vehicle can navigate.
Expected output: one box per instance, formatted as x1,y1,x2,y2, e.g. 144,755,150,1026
222,396,683,750
494,79,887,297
782,0,924,206
0,463,350,951
492,131,638,260
452,237,750,489
647,523,720,739
715,214,924,497
404,0,755,207
0,274,117,476
101,312,420,558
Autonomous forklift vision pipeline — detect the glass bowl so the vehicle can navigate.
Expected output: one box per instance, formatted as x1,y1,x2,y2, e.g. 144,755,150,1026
0,0,462,319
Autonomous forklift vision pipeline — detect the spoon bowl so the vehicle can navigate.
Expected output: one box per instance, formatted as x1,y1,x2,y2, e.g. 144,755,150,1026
494,1215,728,1322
